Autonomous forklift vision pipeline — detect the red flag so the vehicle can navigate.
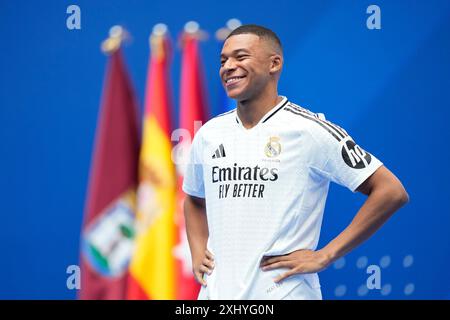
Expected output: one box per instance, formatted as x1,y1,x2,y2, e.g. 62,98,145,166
175,33,209,299
79,49,140,299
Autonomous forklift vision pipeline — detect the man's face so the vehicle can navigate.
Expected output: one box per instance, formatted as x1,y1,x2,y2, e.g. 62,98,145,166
220,34,276,101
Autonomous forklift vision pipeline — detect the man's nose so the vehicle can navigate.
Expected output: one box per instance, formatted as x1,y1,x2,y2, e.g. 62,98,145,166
223,58,237,71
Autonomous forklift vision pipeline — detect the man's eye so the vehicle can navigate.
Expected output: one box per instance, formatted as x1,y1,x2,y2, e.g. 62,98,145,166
220,60,226,66
237,55,248,60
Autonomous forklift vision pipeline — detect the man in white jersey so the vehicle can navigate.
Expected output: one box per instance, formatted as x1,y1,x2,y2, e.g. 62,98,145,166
182,25,409,299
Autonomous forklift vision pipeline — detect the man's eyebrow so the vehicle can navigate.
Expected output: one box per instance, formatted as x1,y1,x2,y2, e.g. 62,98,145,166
220,49,251,58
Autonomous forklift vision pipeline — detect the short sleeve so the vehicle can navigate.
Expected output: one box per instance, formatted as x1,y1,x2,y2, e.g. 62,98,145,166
182,129,205,198
312,117,383,192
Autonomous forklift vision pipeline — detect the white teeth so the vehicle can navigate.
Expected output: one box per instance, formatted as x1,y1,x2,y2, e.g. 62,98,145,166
226,76,244,84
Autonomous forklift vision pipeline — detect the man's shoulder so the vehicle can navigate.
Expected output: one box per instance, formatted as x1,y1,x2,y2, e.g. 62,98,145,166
278,101,326,130
200,109,237,132
214,108,237,119
282,101,326,121
282,101,349,142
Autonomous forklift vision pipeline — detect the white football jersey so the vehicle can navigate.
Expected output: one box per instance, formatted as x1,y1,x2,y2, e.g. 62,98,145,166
182,96,383,299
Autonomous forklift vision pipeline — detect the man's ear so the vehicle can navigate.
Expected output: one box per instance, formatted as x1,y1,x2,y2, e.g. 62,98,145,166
270,54,283,74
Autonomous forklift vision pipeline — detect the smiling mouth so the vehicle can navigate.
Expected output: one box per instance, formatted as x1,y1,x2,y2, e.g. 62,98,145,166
225,76,246,87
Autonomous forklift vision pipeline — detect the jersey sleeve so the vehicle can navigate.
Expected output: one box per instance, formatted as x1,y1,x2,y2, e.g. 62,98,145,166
182,129,205,198
311,116,383,192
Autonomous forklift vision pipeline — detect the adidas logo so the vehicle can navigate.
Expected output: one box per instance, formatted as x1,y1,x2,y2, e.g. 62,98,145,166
212,144,226,159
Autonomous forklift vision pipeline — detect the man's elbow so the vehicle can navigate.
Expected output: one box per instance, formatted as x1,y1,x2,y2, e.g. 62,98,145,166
367,166,409,209
388,183,409,208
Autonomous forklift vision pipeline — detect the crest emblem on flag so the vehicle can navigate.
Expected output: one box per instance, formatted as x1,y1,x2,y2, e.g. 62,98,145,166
82,197,135,277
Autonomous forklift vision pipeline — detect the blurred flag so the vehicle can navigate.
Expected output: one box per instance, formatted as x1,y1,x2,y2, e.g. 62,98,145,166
126,26,178,299
174,26,210,299
79,47,140,299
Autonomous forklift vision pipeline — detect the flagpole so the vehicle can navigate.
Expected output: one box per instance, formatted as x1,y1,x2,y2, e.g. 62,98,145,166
101,25,131,54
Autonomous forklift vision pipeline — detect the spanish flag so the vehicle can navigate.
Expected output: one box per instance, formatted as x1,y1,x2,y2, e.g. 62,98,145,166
127,26,177,299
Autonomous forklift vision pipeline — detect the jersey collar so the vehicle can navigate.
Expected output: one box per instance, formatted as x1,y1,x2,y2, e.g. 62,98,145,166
235,96,289,129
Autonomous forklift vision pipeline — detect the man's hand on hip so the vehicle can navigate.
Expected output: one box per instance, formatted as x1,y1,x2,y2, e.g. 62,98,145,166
260,249,331,283
193,249,215,286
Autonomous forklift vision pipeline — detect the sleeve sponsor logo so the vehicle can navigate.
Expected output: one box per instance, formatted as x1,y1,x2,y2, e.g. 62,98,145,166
341,139,372,169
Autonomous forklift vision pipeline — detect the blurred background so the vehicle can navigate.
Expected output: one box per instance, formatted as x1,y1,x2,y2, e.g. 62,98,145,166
0,0,449,299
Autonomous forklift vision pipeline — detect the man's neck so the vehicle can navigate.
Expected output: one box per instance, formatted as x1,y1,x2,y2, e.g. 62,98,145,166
236,91,282,129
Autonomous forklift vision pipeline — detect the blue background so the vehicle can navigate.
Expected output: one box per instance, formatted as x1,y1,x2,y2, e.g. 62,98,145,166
0,0,449,299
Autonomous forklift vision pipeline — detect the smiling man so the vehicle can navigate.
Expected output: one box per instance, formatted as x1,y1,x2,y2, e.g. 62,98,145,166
183,24,409,299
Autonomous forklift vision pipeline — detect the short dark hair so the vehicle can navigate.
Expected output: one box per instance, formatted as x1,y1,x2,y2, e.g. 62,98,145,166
226,24,282,53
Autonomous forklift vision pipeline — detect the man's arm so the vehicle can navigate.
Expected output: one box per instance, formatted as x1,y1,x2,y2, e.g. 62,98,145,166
184,194,214,286
261,165,409,282
321,165,409,263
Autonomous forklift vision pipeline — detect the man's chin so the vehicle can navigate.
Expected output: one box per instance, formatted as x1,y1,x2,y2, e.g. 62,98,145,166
226,89,247,101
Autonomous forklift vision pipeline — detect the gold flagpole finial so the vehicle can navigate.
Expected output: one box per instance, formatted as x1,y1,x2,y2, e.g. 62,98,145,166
215,18,242,41
101,25,131,54
183,21,209,41
178,21,208,49
150,23,169,59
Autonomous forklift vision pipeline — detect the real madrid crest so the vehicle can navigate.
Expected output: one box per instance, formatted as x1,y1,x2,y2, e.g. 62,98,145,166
264,136,281,158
